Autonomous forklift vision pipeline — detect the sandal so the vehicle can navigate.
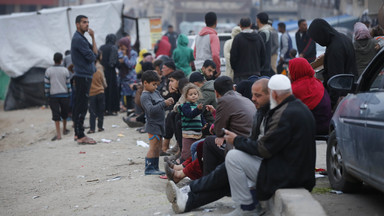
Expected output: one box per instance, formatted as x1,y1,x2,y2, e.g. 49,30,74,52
51,136,62,141
77,136,97,145
87,130,95,134
135,127,146,134
63,129,70,135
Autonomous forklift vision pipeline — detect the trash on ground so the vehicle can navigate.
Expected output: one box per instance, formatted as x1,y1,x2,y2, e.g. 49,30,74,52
136,140,149,148
116,138,121,142
315,174,325,178
117,133,124,137
111,125,119,128
128,158,134,165
101,139,112,143
86,179,99,182
32,196,40,199
107,176,122,182
203,208,215,212
79,151,86,154
330,190,343,194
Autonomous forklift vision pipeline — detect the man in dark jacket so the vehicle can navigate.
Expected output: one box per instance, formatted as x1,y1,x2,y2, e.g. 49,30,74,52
166,78,270,214
295,19,316,63
231,17,266,83
224,74,316,215
165,25,179,55
71,15,98,144
308,18,358,108
256,12,272,76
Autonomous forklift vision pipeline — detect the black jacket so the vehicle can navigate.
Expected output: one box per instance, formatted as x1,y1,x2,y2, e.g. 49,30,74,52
230,31,266,78
308,18,358,86
295,31,316,63
234,95,316,200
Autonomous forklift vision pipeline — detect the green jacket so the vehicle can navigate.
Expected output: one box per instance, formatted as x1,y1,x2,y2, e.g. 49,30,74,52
172,34,194,76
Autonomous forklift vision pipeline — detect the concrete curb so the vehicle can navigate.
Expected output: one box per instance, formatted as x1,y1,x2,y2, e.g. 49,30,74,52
263,189,327,216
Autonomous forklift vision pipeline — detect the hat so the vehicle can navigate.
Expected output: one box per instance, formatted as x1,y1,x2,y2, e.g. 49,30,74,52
257,12,269,24
268,74,291,90
162,61,176,70
189,72,205,83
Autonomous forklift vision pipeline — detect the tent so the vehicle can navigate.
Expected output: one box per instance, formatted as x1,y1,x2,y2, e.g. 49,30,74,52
4,67,46,111
0,0,123,110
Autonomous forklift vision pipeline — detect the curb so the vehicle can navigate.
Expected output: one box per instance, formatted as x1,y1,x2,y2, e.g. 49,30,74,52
263,189,327,216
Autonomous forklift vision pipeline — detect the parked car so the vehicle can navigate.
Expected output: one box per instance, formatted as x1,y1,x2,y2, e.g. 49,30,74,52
326,48,384,193
188,33,231,75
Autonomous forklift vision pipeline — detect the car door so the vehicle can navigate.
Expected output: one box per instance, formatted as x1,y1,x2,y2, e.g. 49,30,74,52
360,67,384,189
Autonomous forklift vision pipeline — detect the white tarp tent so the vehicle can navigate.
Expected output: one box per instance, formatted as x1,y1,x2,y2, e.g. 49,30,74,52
0,0,123,78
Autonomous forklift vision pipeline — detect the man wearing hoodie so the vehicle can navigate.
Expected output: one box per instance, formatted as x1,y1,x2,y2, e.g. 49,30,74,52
173,34,195,77
194,12,221,78
230,17,266,83
256,12,272,76
308,18,358,108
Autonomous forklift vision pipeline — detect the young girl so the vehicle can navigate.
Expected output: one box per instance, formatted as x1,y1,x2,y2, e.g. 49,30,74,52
178,83,206,162
140,70,174,175
88,51,107,134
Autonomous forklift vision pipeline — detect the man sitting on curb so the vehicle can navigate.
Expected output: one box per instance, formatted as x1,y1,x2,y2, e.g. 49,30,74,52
223,74,316,215
165,78,270,214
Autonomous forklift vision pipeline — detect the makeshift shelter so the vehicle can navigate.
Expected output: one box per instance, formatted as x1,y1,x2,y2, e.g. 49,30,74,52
0,1,123,110
4,68,46,111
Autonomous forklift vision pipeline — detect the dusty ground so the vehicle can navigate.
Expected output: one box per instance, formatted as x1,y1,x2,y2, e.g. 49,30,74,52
2,104,383,216
0,105,234,216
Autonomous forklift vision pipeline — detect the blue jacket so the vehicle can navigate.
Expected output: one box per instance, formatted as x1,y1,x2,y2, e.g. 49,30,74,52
71,31,97,78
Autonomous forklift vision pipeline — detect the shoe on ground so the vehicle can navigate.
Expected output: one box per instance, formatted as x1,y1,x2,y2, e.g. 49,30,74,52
224,206,260,216
122,116,144,128
166,181,187,213
166,144,179,155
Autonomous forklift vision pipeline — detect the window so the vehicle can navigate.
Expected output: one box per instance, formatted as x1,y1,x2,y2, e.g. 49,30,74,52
369,66,384,91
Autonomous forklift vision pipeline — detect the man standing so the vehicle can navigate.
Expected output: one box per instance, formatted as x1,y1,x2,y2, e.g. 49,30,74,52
256,12,272,76
194,12,221,78
71,15,98,144
230,17,265,83
268,19,279,73
278,22,293,65
308,18,358,108
223,75,316,215
295,19,316,63
165,78,270,213
165,25,179,55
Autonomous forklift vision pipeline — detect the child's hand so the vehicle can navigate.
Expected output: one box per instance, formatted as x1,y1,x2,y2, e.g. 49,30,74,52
165,98,174,106
205,105,215,113
197,103,203,110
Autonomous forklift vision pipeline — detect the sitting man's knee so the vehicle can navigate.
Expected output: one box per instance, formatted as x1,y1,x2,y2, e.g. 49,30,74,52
225,149,242,166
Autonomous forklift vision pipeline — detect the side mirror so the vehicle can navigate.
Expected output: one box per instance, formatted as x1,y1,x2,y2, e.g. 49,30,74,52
327,74,356,92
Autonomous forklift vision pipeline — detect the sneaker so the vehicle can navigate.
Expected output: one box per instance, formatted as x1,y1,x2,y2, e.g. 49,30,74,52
224,206,260,216
166,181,187,213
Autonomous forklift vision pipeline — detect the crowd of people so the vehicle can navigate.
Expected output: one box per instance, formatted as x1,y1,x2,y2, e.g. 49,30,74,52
42,11,384,215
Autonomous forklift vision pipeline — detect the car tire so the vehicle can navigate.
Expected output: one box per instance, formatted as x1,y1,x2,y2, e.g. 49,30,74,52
326,131,362,192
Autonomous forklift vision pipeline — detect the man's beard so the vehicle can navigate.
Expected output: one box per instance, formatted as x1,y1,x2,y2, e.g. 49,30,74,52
270,94,278,110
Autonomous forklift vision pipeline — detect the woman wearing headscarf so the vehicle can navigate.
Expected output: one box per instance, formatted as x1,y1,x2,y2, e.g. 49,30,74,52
224,26,242,79
99,34,120,115
172,34,195,77
353,22,378,77
288,57,332,135
118,37,138,111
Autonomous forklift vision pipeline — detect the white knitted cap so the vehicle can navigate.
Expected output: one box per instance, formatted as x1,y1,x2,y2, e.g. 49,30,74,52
268,74,291,90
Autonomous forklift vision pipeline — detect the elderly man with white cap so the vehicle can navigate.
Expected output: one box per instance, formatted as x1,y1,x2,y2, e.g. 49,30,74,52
223,74,316,216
